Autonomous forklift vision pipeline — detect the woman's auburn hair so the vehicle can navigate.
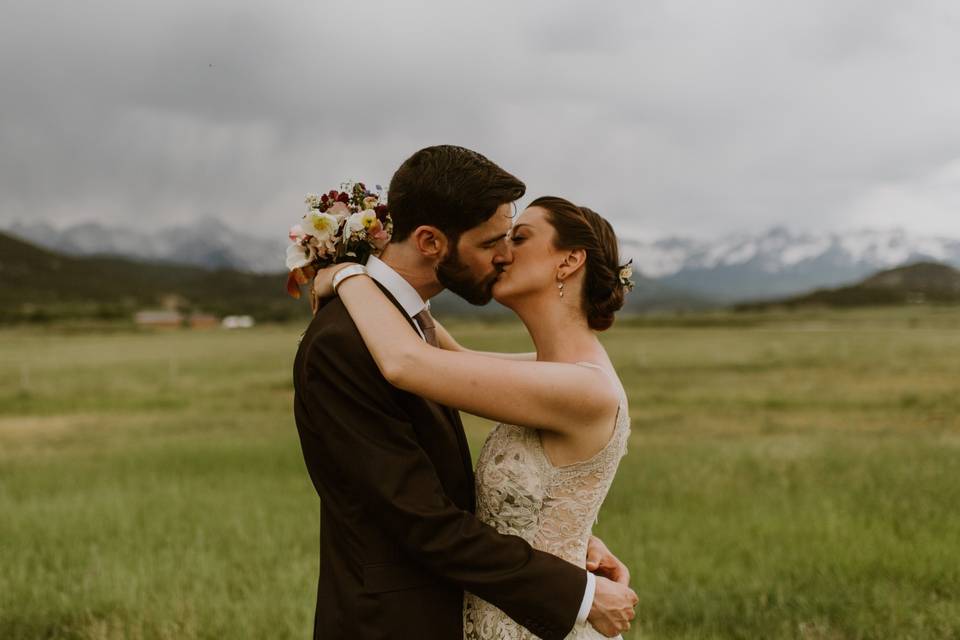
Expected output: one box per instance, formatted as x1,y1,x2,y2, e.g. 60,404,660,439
529,196,626,331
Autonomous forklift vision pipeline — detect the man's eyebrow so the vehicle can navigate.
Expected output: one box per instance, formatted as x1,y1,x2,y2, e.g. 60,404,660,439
481,231,509,245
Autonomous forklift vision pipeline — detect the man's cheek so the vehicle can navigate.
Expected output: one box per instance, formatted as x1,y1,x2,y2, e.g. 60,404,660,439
468,254,491,272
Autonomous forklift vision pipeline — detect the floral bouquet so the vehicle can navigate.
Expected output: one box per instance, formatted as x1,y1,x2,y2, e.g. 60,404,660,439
286,181,392,298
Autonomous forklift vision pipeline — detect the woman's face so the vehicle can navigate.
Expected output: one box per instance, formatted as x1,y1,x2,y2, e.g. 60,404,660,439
492,206,564,306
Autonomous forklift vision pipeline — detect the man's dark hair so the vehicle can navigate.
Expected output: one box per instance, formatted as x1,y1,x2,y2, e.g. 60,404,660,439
387,145,525,244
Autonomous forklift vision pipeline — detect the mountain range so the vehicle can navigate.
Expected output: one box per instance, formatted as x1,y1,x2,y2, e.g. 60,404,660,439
6,217,286,274
6,219,960,304
3,227,959,324
621,227,960,302
737,262,960,309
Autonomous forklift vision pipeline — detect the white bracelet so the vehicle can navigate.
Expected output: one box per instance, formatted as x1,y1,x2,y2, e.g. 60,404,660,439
332,264,369,293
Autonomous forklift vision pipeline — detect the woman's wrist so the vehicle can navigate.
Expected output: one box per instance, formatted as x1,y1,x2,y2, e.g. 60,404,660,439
332,263,369,293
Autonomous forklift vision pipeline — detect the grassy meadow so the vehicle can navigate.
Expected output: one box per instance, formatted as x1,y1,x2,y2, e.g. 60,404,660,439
1,307,959,639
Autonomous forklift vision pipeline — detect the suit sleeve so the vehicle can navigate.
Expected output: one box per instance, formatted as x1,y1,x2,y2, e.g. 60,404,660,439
298,314,587,640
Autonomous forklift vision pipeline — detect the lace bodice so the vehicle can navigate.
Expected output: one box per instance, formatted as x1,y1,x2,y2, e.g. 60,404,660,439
463,365,631,640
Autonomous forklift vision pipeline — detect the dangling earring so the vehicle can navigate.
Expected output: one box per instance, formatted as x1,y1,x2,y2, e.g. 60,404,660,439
557,277,565,298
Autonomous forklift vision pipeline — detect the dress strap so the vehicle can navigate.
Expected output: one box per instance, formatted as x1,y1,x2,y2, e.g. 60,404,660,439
575,361,615,383
575,362,628,408
574,361,603,370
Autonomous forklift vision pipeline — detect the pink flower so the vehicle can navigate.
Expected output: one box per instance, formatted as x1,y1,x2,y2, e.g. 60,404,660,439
371,228,390,251
288,224,305,242
327,201,350,220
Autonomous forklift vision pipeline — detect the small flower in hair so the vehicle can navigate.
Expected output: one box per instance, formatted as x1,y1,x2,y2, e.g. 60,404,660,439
618,259,635,292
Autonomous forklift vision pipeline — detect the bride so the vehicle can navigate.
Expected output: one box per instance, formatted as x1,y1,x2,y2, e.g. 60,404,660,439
313,195,635,639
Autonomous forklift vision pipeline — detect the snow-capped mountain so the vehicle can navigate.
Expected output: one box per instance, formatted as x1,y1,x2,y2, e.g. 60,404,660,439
621,227,960,302
6,219,959,304
6,217,287,273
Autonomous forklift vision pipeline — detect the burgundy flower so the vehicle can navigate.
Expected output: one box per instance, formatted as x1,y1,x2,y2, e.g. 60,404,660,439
337,191,350,204
375,204,389,221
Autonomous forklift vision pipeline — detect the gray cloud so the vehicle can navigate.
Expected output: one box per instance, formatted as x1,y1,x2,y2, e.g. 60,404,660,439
2,0,960,241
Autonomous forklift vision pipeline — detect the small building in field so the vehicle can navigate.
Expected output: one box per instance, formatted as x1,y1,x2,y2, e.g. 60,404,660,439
189,313,219,329
134,310,183,329
222,315,255,329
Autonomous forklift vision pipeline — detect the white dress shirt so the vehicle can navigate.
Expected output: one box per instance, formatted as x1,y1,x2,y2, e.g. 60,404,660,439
365,255,428,340
364,255,596,626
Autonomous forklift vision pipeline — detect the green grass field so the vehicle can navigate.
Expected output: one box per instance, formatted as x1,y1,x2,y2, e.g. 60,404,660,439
2,307,959,639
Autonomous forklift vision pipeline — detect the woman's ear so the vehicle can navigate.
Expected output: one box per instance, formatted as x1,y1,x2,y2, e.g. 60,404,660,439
558,248,587,279
411,225,448,260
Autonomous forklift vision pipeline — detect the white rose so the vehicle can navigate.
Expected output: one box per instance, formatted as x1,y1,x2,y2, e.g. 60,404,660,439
285,242,315,270
345,211,366,236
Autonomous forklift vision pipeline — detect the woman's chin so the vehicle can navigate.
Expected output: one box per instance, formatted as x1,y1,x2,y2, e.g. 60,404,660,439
491,280,512,306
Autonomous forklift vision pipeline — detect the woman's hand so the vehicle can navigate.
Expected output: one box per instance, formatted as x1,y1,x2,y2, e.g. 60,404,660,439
586,535,631,586
310,262,354,315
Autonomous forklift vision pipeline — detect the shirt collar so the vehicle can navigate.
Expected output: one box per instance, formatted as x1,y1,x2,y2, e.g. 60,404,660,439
365,255,429,319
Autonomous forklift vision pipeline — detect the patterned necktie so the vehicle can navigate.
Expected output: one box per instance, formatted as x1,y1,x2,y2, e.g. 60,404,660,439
413,308,438,347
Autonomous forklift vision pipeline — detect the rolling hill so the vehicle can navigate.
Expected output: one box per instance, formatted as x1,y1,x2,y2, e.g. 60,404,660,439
0,231,309,323
1,231,713,324
11,231,955,325
9,220,960,304
735,262,960,310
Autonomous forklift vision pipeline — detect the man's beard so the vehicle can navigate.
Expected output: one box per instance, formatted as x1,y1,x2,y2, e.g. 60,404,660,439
436,246,499,306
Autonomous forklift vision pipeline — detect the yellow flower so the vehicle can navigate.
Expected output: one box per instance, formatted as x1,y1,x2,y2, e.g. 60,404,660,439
303,212,339,243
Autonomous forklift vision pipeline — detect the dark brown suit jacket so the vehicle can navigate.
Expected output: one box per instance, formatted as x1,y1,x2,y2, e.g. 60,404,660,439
293,284,587,639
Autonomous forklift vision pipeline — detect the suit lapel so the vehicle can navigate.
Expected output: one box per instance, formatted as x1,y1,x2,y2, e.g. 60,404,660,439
446,408,477,510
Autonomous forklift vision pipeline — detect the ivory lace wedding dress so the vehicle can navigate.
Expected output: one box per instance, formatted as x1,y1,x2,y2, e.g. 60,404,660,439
463,363,631,640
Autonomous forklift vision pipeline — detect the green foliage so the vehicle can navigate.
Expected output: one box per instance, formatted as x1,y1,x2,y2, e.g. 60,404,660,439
1,308,959,638
0,231,311,325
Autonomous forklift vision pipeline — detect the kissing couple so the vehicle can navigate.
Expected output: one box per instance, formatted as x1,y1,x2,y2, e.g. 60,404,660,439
293,145,638,639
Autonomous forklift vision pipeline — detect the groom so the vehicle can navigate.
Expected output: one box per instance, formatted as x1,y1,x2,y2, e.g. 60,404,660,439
293,145,637,639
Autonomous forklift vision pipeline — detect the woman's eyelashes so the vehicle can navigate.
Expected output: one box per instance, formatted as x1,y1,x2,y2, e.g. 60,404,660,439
510,235,526,245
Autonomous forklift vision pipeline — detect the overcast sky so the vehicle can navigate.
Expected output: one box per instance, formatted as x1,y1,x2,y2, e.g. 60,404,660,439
3,0,960,241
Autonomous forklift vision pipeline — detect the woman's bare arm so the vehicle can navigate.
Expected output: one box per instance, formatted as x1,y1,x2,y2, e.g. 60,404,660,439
434,319,536,361
334,274,618,434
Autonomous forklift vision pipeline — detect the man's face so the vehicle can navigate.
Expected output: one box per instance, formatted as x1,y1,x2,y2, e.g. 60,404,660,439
436,202,515,305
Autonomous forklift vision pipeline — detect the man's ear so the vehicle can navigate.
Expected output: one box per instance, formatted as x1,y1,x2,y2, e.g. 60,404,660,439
411,225,449,260
558,248,587,279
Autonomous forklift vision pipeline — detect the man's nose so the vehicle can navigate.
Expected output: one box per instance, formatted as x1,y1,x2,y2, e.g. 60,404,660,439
493,239,513,265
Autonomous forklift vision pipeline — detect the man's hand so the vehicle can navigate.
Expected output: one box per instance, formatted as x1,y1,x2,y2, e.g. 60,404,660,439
586,535,631,586
588,575,639,637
